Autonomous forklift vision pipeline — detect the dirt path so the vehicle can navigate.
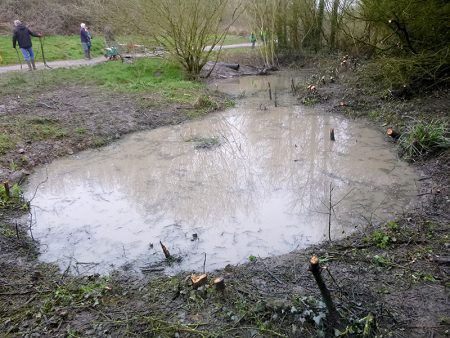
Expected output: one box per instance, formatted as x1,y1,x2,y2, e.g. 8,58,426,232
0,56,107,74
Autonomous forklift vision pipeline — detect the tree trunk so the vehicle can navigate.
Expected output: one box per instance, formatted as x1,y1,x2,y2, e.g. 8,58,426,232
330,0,340,50
316,0,326,50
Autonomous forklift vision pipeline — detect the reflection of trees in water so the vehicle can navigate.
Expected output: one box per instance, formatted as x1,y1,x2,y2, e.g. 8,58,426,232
32,82,417,236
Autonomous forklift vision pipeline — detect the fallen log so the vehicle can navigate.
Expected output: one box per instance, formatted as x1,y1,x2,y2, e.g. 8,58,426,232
216,62,240,71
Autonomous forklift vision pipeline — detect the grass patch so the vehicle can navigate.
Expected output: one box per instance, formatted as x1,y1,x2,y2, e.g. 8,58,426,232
0,35,105,65
0,34,248,66
398,120,450,160
0,182,25,209
0,117,68,155
0,58,203,103
0,133,15,155
185,136,221,149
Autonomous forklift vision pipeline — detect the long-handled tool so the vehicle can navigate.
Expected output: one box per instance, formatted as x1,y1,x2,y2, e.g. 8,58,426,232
39,36,52,69
14,47,23,70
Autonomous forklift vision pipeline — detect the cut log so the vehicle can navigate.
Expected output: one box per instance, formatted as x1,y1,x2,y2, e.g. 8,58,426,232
159,241,171,259
191,273,207,289
330,128,335,141
218,63,240,71
386,127,400,139
213,277,225,291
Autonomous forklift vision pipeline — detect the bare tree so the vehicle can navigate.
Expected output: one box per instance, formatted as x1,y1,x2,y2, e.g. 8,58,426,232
131,0,242,79
246,0,279,68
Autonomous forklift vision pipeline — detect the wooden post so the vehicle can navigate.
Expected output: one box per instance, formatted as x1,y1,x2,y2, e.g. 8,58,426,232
328,183,334,242
309,255,339,328
291,78,296,94
274,90,278,107
330,128,335,141
3,181,10,199
268,82,272,101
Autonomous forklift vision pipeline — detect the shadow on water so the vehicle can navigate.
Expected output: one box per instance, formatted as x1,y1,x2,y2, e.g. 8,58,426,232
25,71,419,275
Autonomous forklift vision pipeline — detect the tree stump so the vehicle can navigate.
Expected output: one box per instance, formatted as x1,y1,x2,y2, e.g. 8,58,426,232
309,255,339,328
213,277,225,292
386,127,400,140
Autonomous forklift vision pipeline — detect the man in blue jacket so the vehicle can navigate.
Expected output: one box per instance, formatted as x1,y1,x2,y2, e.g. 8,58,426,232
12,20,41,71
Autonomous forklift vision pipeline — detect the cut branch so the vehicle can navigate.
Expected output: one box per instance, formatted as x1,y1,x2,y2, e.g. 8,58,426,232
309,255,339,328
159,241,171,259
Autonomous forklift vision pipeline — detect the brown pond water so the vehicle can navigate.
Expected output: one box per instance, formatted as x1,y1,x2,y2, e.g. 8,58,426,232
25,72,419,275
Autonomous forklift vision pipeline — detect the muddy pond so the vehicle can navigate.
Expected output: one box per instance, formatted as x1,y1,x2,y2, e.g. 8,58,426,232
25,72,419,275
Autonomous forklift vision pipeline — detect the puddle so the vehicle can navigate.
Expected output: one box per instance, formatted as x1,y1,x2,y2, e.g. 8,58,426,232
25,72,419,275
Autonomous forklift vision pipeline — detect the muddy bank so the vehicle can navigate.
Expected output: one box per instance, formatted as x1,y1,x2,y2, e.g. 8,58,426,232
1,59,449,337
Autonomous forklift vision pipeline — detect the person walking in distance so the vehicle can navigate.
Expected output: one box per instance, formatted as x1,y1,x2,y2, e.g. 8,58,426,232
12,20,41,71
80,23,91,60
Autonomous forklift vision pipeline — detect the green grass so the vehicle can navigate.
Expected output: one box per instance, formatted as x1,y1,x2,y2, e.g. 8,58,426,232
0,117,69,155
0,34,248,66
0,58,201,98
222,34,249,45
0,35,105,65
398,120,450,160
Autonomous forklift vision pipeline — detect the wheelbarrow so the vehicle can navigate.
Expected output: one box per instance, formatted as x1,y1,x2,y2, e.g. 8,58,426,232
104,46,135,63
104,46,120,60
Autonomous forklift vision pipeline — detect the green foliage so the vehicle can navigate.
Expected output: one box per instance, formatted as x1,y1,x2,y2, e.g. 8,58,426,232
372,254,391,266
248,255,257,262
369,230,394,249
412,272,437,283
365,221,401,249
74,127,87,135
335,313,376,337
385,221,399,231
358,0,450,54
0,133,15,155
369,50,449,89
398,120,450,160
0,224,17,238
0,182,24,209
301,95,321,106
42,278,110,313
194,95,219,110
